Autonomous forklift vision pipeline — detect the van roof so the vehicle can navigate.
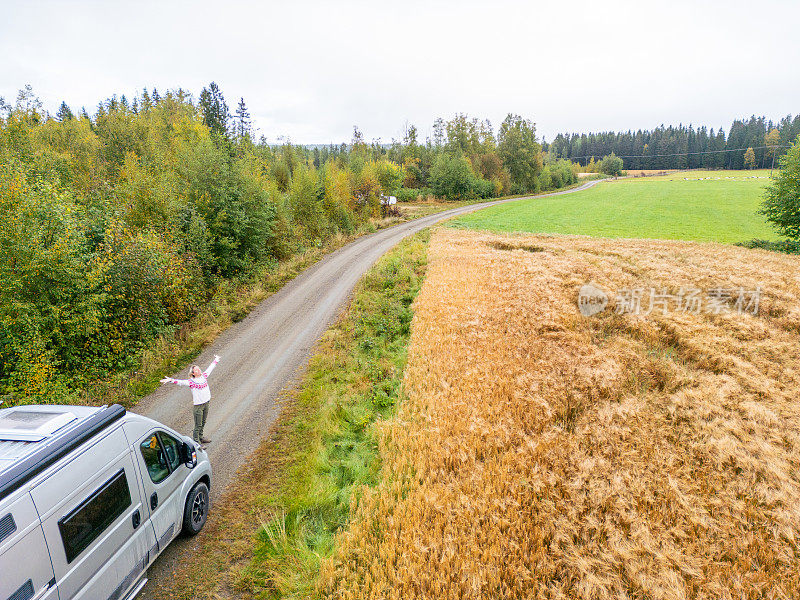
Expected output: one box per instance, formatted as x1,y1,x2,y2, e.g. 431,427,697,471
0,404,126,501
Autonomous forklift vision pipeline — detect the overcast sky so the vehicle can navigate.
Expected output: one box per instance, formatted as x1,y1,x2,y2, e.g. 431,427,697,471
1,0,798,144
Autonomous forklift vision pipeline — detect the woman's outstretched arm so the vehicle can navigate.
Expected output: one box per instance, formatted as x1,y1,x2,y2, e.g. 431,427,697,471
160,376,190,386
204,355,221,377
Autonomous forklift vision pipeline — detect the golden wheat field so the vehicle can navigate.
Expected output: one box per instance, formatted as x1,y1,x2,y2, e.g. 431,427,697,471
320,228,800,600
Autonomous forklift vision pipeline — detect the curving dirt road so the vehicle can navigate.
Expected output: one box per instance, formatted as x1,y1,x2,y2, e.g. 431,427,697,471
134,180,601,596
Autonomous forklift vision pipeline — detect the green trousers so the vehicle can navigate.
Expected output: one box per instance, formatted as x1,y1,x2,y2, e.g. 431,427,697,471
193,402,209,442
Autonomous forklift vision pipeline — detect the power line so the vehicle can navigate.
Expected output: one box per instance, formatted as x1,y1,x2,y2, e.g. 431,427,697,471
568,145,788,161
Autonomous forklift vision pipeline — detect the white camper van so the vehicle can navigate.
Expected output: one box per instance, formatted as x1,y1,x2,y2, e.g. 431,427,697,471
0,404,212,600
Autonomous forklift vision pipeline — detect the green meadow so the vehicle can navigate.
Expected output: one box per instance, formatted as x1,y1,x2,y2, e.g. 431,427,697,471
450,170,781,243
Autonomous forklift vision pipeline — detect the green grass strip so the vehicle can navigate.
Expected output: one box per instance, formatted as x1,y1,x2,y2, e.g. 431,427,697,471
239,230,430,599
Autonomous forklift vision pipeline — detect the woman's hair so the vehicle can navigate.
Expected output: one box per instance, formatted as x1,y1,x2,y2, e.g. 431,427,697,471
189,365,201,377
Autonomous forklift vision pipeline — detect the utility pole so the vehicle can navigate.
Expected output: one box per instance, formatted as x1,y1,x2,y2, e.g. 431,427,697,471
770,146,776,177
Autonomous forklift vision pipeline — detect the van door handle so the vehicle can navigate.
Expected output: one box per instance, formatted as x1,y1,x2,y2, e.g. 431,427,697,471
31,579,55,600
150,492,158,510
132,509,141,529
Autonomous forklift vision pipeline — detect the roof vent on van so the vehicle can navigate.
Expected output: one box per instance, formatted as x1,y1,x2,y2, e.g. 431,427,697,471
0,409,78,442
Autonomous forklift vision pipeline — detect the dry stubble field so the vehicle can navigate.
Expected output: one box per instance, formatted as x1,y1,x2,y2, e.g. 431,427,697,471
321,228,800,599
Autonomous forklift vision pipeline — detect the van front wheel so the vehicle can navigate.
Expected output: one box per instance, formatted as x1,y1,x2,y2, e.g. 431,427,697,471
182,482,209,536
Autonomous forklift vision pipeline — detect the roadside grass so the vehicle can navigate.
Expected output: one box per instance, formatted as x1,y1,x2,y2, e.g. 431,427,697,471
236,229,428,599
450,169,780,243
735,238,800,254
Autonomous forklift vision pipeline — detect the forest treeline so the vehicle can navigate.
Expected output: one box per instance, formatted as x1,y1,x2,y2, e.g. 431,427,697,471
545,114,800,170
0,83,574,403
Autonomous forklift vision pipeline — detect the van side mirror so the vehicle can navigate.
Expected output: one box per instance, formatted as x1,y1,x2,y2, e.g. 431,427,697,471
180,442,197,468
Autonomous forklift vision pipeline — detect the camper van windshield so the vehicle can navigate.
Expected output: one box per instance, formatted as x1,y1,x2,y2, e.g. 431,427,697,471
141,435,170,483
159,432,182,472
140,431,182,483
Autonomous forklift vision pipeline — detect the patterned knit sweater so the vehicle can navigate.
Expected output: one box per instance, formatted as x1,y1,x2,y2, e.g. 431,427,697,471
166,357,219,405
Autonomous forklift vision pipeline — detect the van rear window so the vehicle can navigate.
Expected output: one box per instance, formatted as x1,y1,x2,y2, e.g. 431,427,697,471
58,468,131,563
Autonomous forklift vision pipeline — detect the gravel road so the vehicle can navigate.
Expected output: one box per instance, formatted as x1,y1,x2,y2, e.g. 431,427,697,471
134,180,601,597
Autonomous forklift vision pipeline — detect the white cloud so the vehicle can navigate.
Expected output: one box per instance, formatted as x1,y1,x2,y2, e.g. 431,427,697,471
1,0,798,143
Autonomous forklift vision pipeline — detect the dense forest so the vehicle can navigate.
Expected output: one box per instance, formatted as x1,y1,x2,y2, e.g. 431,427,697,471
0,83,576,403
545,115,800,170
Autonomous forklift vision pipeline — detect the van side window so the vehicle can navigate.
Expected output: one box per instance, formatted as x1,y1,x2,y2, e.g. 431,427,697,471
58,469,132,563
140,434,170,483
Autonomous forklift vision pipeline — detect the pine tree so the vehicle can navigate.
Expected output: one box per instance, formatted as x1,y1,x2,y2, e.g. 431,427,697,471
727,120,746,169
714,129,727,169
198,82,229,139
432,118,445,148
141,88,152,112
234,97,251,139
56,101,74,122
352,126,366,154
